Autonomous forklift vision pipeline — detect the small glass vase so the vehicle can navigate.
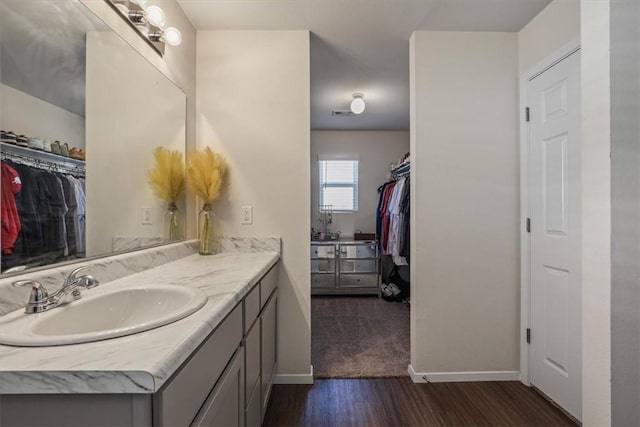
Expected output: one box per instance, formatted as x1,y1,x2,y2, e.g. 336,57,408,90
198,202,216,255
164,202,182,241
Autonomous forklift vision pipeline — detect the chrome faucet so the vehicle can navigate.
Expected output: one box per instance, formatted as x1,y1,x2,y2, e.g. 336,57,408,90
13,267,100,314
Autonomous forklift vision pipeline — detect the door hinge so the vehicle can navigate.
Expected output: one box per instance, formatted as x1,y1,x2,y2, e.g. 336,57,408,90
526,218,531,233
525,107,530,122
526,328,531,344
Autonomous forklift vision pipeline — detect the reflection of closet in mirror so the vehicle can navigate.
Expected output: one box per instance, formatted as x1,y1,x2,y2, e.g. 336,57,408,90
0,0,186,276
0,0,99,273
1,143,86,272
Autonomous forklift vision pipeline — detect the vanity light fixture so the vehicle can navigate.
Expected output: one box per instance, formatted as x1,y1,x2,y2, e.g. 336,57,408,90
350,93,366,115
150,27,183,47
105,0,182,57
144,5,166,27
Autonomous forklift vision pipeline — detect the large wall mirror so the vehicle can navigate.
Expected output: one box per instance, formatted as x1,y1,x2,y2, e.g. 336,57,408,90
0,0,187,276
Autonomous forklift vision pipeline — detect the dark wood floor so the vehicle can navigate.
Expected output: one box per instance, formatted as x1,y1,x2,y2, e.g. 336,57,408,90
263,378,577,426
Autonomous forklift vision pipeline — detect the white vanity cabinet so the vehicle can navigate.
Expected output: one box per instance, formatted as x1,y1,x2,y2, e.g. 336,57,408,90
153,305,244,427
0,263,279,427
244,265,278,426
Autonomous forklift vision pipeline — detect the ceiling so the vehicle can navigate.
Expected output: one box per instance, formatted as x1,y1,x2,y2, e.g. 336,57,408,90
178,0,552,131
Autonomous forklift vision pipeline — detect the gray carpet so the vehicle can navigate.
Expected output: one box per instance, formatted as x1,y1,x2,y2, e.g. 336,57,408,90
311,296,410,378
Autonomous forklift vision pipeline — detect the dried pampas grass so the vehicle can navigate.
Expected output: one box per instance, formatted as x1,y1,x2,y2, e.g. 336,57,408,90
187,147,227,203
148,147,185,203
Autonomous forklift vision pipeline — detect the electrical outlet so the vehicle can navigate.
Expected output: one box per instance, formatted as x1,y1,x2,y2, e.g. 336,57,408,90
142,207,152,225
241,206,253,225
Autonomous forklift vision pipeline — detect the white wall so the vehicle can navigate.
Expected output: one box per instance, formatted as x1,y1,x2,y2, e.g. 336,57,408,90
85,32,186,257
81,0,198,238
310,131,409,237
518,0,581,74
1,84,85,150
196,31,311,379
409,31,519,376
581,1,612,425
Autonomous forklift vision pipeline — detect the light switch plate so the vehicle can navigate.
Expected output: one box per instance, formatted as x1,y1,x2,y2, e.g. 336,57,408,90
241,206,252,225
142,206,152,225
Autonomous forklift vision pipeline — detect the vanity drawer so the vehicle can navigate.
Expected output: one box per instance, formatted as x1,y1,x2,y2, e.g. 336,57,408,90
244,284,260,333
260,266,277,308
154,305,242,427
244,320,261,398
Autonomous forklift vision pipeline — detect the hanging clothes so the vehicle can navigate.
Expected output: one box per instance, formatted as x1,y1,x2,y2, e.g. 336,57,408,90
59,174,77,257
379,182,396,254
1,158,85,271
387,177,408,266
67,176,86,257
376,169,410,266
1,162,22,254
399,177,410,263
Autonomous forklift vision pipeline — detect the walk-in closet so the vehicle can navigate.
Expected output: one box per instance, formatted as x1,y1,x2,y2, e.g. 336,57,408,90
310,130,411,378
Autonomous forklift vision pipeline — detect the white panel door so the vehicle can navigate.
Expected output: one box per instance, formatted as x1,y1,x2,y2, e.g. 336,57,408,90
528,50,581,420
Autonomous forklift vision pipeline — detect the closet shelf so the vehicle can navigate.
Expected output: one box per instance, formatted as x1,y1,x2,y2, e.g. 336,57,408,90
1,142,85,168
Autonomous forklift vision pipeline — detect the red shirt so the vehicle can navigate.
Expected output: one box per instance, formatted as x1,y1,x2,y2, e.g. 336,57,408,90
2,162,22,254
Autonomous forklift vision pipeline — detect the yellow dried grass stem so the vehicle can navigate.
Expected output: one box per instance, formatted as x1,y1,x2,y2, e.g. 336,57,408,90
148,147,185,203
187,147,227,203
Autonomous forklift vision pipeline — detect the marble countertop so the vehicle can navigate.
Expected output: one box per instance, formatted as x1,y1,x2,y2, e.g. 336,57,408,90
0,251,279,394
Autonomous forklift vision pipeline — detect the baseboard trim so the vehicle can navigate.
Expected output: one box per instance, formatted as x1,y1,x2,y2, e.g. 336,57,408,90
273,365,314,384
408,365,520,383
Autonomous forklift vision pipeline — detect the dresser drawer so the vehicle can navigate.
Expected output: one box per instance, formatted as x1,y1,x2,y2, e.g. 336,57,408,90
312,273,335,288
311,244,336,259
355,244,377,259
338,274,378,288
312,259,336,273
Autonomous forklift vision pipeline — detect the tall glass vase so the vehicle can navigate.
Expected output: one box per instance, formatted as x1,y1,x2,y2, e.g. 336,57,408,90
164,202,182,242
198,203,215,255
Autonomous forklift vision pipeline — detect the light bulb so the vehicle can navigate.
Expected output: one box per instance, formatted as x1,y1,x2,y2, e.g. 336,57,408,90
350,94,365,115
163,27,182,46
145,5,166,27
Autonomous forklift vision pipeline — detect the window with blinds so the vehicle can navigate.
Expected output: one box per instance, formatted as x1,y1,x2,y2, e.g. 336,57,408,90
319,160,359,212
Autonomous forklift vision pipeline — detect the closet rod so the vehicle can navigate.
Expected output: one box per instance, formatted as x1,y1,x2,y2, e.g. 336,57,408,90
1,151,85,177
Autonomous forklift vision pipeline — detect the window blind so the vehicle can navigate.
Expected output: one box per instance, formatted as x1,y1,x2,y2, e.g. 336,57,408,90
319,160,358,212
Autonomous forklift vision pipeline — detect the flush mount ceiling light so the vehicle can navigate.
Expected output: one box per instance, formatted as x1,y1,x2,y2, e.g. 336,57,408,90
350,93,366,115
331,93,367,116
105,0,182,57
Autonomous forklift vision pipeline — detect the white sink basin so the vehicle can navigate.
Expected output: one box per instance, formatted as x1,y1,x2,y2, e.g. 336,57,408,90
0,284,208,346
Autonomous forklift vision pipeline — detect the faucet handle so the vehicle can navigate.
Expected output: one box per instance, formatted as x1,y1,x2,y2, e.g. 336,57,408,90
13,280,49,313
65,266,90,287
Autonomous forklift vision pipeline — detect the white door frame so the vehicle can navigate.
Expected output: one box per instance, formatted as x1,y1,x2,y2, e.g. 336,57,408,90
519,38,581,386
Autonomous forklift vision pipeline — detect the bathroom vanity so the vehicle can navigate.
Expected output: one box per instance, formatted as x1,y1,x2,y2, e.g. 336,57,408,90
0,244,279,427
